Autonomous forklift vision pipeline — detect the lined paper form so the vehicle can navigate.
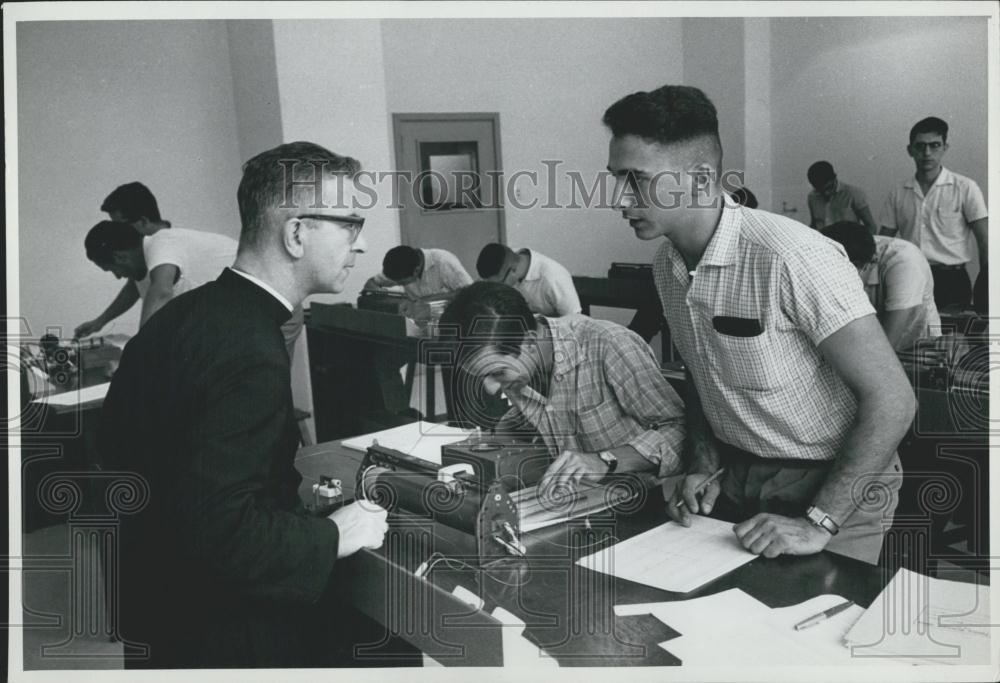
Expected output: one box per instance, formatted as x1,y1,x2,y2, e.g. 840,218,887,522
577,515,756,593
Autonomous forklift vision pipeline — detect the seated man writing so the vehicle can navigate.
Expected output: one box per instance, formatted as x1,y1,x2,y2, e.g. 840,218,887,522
364,245,473,298
476,242,582,317
822,221,941,353
440,281,685,498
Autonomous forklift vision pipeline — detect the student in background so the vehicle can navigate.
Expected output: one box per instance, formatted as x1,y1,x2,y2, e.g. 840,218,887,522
76,221,238,333
604,84,915,565
364,245,472,298
476,243,582,317
85,182,305,357
880,117,988,310
822,221,940,353
806,161,878,234
101,181,170,235
74,182,173,339
364,246,474,414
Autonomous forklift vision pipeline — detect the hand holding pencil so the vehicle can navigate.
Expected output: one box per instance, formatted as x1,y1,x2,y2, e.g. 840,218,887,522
665,469,725,527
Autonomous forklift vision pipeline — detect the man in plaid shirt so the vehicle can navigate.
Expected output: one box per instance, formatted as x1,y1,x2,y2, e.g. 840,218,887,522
603,85,915,564
441,281,685,496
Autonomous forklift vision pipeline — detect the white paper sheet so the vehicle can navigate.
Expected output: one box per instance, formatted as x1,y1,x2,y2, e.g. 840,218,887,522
33,381,110,407
340,420,471,465
577,515,756,593
843,568,992,665
617,590,866,665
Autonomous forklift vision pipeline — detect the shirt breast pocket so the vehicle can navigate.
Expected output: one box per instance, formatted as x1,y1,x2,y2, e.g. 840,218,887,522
576,399,630,452
709,329,782,391
936,206,967,241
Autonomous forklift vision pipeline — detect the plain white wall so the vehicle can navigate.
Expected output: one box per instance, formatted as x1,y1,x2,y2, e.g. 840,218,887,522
683,18,747,183
769,15,989,249
381,18,686,284
271,20,401,428
16,20,244,338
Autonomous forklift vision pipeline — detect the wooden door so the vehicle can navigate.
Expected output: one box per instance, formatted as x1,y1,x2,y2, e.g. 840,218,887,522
393,113,506,274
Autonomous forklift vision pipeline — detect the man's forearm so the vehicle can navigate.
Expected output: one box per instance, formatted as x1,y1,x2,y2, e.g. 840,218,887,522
811,397,912,524
97,282,140,325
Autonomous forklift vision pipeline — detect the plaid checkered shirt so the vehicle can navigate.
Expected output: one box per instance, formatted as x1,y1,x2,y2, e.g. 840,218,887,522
653,198,876,461
499,315,685,476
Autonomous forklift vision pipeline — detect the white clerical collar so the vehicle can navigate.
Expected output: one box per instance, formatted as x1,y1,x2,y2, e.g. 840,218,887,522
228,267,294,312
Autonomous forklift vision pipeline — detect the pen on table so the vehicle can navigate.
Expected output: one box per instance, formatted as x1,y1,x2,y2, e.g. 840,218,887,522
793,600,855,631
674,468,725,508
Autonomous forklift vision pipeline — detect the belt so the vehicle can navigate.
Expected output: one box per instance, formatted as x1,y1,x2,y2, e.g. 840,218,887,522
930,263,968,271
717,442,833,469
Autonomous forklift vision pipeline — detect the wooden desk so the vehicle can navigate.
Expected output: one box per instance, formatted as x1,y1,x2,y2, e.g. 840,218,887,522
296,439,889,666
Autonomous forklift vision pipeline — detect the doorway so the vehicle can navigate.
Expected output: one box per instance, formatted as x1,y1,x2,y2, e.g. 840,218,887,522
392,113,506,275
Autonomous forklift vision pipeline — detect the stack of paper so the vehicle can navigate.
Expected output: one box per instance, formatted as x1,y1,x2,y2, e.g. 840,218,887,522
511,480,638,533
341,420,471,465
843,567,992,665
577,515,756,593
616,589,866,665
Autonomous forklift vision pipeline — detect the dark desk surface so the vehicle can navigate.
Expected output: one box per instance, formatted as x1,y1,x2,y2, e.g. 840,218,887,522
296,438,889,666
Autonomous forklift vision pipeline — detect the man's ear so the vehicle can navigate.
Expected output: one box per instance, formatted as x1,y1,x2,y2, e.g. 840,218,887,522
690,162,715,195
282,217,306,258
111,251,130,266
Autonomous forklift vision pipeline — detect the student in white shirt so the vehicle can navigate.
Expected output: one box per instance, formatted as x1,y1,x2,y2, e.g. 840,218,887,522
475,243,582,317
363,246,472,299
77,221,238,333
822,221,940,352
879,117,988,309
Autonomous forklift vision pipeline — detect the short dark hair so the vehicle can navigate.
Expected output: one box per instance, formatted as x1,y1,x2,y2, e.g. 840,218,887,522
85,220,143,265
101,182,161,222
807,161,836,188
383,246,422,281
439,281,537,356
603,85,720,151
910,117,948,144
476,243,513,278
237,141,361,249
730,187,758,209
821,221,876,266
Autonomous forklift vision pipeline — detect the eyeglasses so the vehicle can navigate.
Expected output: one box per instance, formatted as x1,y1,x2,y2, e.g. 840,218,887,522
912,142,944,152
296,214,365,243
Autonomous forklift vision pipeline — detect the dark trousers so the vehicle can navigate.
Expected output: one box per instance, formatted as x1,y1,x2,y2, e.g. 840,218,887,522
930,265,972,310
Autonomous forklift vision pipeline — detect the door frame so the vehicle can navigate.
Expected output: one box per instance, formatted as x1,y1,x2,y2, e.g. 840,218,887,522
391,112,507,247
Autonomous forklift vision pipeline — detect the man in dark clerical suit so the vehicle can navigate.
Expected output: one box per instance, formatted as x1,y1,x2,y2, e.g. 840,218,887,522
99,142,388,668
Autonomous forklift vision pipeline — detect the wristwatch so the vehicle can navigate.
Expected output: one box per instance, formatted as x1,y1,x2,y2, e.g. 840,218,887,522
598,450,618,478
806,505,840,536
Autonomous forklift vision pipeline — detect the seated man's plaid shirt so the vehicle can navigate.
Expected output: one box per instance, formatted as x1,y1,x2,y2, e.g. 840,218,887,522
495,314,685,477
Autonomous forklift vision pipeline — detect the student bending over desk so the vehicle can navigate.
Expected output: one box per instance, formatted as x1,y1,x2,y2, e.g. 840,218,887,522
604,84,915,565
440,281,685,500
